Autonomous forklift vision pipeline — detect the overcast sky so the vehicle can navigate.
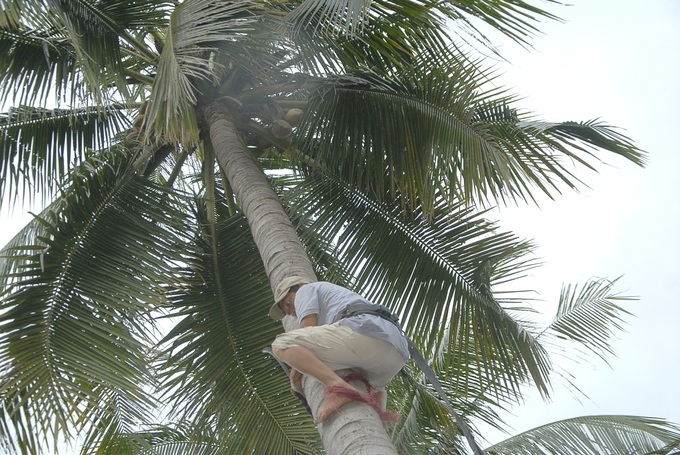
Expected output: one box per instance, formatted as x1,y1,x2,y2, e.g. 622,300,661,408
481,0,680,445
0,0,678,449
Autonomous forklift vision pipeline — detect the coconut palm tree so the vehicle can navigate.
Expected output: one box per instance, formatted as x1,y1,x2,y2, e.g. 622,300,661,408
1,0,677,454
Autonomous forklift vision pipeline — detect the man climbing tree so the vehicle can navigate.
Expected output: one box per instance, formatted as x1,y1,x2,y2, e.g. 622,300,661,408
3,1,678,454
270,277,408,424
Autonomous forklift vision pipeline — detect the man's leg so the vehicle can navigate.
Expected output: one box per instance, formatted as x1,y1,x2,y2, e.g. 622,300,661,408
272,344,363,423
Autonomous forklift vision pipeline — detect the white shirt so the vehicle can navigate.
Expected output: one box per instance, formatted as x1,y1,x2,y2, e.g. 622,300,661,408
295,282,409,361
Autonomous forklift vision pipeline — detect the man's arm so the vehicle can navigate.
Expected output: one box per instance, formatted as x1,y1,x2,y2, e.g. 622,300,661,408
300,314,318,328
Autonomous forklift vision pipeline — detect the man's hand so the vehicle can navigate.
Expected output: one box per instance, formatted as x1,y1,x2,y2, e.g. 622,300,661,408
290,369,304,395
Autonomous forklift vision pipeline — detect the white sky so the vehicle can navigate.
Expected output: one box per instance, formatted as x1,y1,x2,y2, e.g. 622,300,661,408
1,0,678,449
481,0,680,446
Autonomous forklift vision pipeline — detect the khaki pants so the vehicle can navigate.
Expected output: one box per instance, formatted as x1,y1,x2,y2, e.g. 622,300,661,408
272,323,405,388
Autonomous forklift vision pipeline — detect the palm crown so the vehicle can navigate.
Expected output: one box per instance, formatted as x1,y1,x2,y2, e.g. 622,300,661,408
1,0,678,454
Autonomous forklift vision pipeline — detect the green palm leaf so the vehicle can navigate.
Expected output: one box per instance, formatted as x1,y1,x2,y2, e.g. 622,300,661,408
84,422,223,454
437,0,561,49
33,0,165,97
285,0,373,36
297,49,646,213
0,147,189,452
283,174,551,399
485,415,680,455
157,204,321,454
285,0,559,48
281,0,462,81
0,199,63,290
522,118,647,167
540,278,634,364
183,12,644,239
147,0,272,146
0,0,168,107
389,363,502,453
0,105,131,207
0,23,80,107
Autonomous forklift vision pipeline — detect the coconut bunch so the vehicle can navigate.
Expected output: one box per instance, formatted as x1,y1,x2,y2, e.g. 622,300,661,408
246,102,305,153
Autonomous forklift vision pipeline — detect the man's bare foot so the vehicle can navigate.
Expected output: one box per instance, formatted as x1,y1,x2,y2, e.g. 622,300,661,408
315,388,360,423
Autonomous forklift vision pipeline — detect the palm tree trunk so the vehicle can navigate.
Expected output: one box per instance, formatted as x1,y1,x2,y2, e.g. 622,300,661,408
204,99,399,455
202,100,314,286
305,371,402,455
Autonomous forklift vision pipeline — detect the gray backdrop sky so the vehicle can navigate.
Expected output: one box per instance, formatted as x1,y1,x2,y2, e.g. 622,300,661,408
0,0,678,448
482,0,680,445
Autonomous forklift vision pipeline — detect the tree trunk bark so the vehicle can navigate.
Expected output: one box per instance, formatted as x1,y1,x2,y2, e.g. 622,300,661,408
204,99,399,455
203,100,315,287
309,374,401,454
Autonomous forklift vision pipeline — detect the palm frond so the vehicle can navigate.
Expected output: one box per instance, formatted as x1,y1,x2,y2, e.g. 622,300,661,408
0,0,170,106
283,174,551,404
485,415,680,455
0,0,175,108
85,0,174,30
0,23,81,108
285,0,560,49
285,0,454,79
83,422,224,455
520,118,648,166
0,105,131,209
285,0,373,37
147,0,265,146
389,364,503,454
44,0,167,97
438,0,562,49
0,0,55,30
539,278,634,365
0,202,61,290
157,202,321,454
0,147,190,451
39,1,126,99
297,49,646,213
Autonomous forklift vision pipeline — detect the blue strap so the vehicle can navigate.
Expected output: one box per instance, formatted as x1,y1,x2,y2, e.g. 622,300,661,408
342,303,485,455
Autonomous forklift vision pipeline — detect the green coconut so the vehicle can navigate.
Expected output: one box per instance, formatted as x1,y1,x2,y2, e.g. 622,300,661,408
271,119,293,139
284,108,304,127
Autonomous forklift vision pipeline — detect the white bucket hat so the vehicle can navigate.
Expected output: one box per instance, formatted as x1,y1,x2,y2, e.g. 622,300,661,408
268,276,310,320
